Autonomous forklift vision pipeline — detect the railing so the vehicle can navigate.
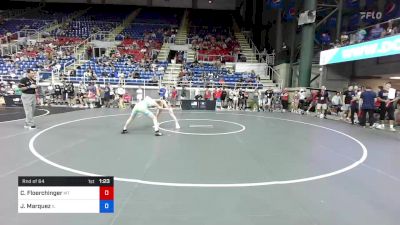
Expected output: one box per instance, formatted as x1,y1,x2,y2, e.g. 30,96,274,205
51,67,59,84
163,36,176,44
66,76,162,96
331,16,400,48
175,80,271,92
91,31,116,42
196,53,238,62
73,34,94,61
241,30,273,64
265,65,283,90
1,9,29,19
63,76,272,91
62,58,76,74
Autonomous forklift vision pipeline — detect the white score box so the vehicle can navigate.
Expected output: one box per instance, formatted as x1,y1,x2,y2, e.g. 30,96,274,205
18,187,99,200
18,199,100,213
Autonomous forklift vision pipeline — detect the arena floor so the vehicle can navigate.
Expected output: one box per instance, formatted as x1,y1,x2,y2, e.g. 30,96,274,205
0,107,400,225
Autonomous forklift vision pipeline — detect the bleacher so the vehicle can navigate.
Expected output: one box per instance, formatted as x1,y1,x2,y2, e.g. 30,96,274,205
0,19,51,35
182,63,262,88
51,21,118,38
0,5,264,88
69,59,168,85
188,11,240,62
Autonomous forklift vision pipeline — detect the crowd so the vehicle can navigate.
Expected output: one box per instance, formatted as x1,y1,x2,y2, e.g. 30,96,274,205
177,61,261,89
189,27,241,62
2,72,399,132
321,19,400,48
0,79,134,109
153,82,399,131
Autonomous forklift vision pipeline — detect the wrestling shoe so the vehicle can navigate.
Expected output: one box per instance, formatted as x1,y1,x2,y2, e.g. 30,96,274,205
121,129,128,134
155,131,163,136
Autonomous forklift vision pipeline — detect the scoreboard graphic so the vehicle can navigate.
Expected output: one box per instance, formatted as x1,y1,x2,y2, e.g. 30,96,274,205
18,176,114,213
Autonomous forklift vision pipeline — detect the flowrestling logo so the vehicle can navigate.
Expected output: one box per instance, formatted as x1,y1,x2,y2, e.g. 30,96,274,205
320,35,400,65
360,11,383,20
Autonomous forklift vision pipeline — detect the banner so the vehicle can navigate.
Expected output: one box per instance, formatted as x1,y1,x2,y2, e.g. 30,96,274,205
360,10,382,25
365,0,376,8
345,0,360,9
283,0,297,21
266,0,284,9
320,35,400,65
384,0,400,20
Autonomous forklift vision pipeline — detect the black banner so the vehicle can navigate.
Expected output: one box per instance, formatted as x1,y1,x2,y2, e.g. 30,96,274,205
18,176,114,186
181,100,216,110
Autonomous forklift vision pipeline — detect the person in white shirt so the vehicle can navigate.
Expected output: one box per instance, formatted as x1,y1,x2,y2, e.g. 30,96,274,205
233,89,239,110
118,71,125,86
83,70,90,79
77,81,87,107
121,96,180,136
136,88,143,102
257,89,264,112
116,85,126,109
194,88,201,100
298,88,307,113
331,92,343,115
227,89,234,110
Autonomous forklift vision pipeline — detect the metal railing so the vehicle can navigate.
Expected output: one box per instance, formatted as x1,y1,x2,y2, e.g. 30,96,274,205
196,53,238,62
331,16,400,47
265,65,283,90
241,30,275,64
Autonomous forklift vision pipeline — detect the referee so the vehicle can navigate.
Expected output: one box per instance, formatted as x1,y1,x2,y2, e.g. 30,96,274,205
18,69,38,129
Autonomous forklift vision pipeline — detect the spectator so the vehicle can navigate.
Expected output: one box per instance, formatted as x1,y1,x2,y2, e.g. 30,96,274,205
221,87,227,107
170,86,178,107
369,24,385,40
349,85,360,125
104,83,111,108
331,92,343,115
215,88,222,110
316,86,329,118
377,82,397,131
116,85,126,109
343,85,355,122
281,88,289,112
181,86,187,100
355,29,367,43
298,88,307,113
384,20,398,36
18,69,38,129
238,88,245,110
204,88,211,100
292,91,300,113
136,88,143,102
359,86,377,128
159,85,167,100
320,32,331,46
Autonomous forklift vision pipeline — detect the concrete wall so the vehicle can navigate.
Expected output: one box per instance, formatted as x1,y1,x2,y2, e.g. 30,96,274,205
235,63,267,77
291,63,322,88
322,54,400,90
274,63,290,87
322,62,352,91
353,55,400,77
